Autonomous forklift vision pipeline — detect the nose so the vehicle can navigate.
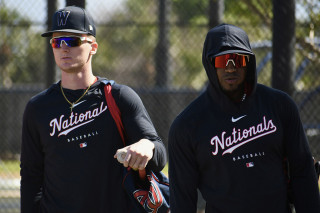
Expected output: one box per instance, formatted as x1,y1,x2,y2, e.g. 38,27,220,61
225,61,236,72
60,40,70,52
60,40,69,48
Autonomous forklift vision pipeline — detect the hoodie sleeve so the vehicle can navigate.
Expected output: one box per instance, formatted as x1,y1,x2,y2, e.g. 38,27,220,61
282,94,320,212
115,85,167,171
20,101,44,213
169,115,199,213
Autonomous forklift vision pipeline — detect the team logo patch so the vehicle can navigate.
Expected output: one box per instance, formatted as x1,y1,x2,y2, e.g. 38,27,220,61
79,142,87,148
246,162,254,168
231,115,247,122
57,10,70,26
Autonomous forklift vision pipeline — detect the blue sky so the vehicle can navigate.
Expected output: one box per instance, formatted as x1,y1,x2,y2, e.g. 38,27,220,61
1,0,125,24
2,0,311,25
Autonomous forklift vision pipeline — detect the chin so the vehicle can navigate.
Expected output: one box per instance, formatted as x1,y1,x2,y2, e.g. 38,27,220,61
58,64,81,73
223,85,238,92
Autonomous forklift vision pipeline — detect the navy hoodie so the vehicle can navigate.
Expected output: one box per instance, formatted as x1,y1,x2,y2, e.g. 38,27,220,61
168,24,320,213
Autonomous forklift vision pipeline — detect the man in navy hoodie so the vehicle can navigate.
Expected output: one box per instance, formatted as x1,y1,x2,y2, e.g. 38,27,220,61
168,24,320,213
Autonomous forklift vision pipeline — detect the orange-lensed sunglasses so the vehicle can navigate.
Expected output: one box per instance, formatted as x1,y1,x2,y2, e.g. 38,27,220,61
213,53,249,69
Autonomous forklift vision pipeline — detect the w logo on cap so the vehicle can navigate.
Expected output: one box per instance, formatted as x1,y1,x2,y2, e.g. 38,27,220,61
57,11,70,26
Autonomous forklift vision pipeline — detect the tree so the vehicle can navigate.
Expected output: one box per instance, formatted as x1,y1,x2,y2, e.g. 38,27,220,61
295,0,320,90
0,3,46,87
171,0,208,26
92,0,160,88
89,0,320,90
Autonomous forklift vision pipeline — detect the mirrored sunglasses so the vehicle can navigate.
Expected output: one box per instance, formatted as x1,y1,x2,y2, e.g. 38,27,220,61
50,36,93,48
213,53,249,69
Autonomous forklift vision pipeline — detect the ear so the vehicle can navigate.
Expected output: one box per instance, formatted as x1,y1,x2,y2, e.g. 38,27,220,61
90,42,98,55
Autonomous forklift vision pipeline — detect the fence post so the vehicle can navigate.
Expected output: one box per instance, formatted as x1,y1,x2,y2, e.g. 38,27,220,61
153,0,171,153
272,0,295,95
155,0,171,88
66,0,85,8
208,0,224,29
45,0,57,88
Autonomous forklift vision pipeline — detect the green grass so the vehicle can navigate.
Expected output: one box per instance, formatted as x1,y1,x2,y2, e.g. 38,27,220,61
162,163,168,176
0,160,20,178
0,159,168,176
0,159,168,177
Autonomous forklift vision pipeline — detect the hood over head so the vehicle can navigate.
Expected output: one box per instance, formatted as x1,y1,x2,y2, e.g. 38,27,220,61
202,23,257,111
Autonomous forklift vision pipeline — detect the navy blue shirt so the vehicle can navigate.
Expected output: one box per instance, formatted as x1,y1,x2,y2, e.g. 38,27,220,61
21,77,167,213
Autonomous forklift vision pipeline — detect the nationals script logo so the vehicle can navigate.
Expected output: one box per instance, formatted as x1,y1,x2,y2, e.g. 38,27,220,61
211,116,277,156
49,102,107,137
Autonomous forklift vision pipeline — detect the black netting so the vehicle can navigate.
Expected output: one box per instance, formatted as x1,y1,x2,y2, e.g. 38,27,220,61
0,0,319,212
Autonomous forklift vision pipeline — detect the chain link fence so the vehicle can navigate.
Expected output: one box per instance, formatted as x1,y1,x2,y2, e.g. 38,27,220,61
1,0,320,212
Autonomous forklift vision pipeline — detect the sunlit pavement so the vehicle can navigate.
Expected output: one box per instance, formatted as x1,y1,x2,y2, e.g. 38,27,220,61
0,178,20,197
